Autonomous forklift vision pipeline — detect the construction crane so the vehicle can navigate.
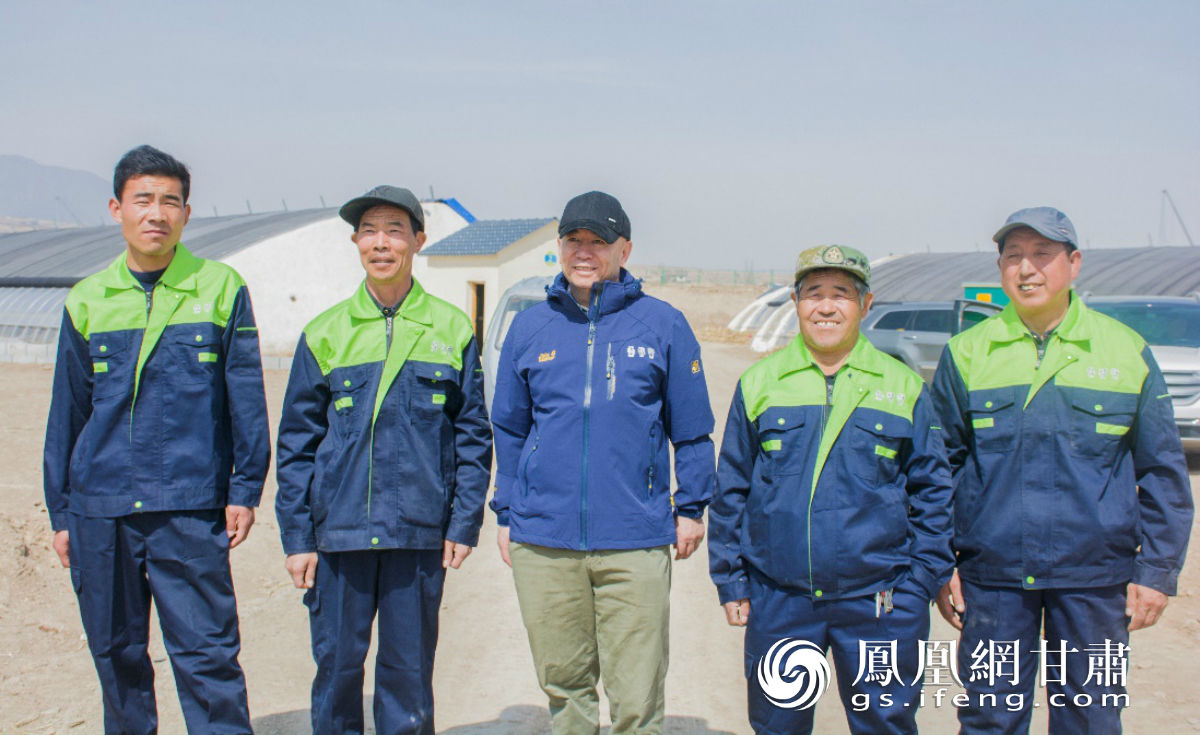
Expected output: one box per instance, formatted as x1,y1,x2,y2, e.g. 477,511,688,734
1161,189,1195,246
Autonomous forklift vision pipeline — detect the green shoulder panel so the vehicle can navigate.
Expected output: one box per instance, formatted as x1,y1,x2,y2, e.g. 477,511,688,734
1053,310,1148,394
739,347,817,422
946,312,1026,391
404,289,475,371
302,297,385,376
854,347,923,421
172,256,248,329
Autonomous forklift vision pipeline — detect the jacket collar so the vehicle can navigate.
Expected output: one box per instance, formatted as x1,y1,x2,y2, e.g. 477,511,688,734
97,243,201,292
546,268,643,317
987,290,1092,344
778,333,885,378
348,277,434,326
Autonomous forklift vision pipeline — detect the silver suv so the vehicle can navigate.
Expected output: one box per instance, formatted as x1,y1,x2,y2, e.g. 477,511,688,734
1084,296,1200,453
862,300,1002,381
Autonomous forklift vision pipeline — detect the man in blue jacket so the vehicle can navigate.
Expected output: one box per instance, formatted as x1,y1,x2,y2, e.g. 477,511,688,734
490,191,716,734
931,207,1193,733
709,245,954,734
275,185,492,735
43,145,270,734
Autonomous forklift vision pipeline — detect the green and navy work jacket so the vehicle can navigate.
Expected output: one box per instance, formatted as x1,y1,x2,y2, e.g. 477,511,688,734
274,279,492,555
709,334,954,604
930,294,1193,595
43,245,271,531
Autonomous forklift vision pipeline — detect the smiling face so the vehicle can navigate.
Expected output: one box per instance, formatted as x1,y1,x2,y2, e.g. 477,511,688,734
109,174,191,271
793,269,872,370
559,228,632,304
352,204,426,293
998,227,1081,331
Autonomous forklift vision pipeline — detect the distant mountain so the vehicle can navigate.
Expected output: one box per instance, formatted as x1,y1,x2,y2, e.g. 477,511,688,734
0,155,111,227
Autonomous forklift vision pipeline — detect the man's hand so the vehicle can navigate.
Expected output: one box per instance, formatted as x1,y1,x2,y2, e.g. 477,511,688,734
724,599,750,626
497,525,512,568
53,530,70,568
1126,583,1169,631
674,515,705,560
936,569,965,630
285,552,318,589
443,540,472,570
225,505,255,549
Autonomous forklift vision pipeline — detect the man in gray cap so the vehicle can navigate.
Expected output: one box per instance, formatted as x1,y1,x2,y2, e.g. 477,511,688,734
490,191,716,733
931,207,1192,733
275,185,492,734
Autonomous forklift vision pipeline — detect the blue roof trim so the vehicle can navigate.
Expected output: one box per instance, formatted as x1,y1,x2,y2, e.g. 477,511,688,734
439,197,477,224
422,218,556,257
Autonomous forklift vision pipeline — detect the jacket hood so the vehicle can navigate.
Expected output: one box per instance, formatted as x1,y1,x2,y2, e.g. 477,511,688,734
546,268,643,317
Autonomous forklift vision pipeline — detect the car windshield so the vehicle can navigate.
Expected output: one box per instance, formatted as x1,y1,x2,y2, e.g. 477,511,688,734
1088,301,1200,348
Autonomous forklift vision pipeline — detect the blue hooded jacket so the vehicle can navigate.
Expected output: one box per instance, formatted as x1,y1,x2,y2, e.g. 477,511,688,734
489,270,715,550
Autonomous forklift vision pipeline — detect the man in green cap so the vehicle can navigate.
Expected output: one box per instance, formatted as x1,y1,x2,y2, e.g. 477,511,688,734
709,245,954,734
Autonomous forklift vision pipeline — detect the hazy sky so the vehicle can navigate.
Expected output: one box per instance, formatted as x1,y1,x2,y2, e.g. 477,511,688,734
3,1,1197,268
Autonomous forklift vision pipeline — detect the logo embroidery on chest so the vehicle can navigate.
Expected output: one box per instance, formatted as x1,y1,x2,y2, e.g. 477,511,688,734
190,302,214,315
625,345,655,359
872,389,906,406
1084,366,1120,381
429,339,455,357
538,349,557,363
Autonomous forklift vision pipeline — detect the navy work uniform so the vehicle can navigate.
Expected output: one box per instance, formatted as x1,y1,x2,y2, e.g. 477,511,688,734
275,279,492,735
931,295,1193,733
43,245,271,734
710,334,954,734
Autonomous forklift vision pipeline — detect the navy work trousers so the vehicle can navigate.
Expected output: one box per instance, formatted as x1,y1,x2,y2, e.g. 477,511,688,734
957,581,1129,734
305,548,446,735
744,570,931,735
67,509,251,735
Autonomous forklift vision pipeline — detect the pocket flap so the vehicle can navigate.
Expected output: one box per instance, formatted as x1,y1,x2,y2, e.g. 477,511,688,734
411,362,459,383
758,405,806,432
1066,392,1138,418
852,412,910,439
89,334,128,357
330,369,370,392
172,329,221,348
968,393,1015,414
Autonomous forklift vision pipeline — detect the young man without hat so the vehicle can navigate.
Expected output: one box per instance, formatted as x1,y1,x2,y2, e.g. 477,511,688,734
44,144,270,734
490,191,716,734
709,245,954,734
275,185,492,734
930,207,1193,732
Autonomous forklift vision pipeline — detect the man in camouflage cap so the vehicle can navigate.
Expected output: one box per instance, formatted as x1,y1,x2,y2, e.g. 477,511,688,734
709,245,954,733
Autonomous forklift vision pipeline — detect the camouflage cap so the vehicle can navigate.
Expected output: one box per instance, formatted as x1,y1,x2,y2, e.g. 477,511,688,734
792,245,871,288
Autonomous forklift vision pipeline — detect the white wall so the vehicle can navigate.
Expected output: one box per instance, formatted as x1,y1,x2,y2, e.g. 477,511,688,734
222,202,470,355
418,222,561,336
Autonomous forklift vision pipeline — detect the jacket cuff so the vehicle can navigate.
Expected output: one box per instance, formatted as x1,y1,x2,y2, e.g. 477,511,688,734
674,501,706,519
227,481,262,508
49,511,69,533
445,520,481,548
717,579,750,605
904,564,940,601
281,531,317,556
1133,560,1180,596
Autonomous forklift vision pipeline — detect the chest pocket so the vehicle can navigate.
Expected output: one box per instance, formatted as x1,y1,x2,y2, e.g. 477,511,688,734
169,326,222,384
848,413,908,485
410,362,458,419
1066,391,1137,459
90,333,132,400
757,406,809,477
329,367,372,438
968,392,1018,454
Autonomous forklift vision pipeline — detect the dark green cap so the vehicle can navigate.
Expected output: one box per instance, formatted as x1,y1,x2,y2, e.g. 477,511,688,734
793,245,871,288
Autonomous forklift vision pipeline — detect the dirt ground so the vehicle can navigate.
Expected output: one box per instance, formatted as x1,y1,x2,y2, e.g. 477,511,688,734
2,283,1198,733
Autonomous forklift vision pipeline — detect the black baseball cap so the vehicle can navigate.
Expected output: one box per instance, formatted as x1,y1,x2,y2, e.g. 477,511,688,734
339,185,425,232
558,191,631,244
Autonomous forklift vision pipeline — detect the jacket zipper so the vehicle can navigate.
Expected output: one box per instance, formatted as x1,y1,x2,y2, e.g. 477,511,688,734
605,343,616,400
520,432,540,480
810,372,837,595
367,310,394,537
580,289,598,550
130,285,155,441
647,426,656,498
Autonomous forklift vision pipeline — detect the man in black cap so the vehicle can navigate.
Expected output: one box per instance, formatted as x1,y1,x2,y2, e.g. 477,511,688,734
275,185,492,734
490,191,716,733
